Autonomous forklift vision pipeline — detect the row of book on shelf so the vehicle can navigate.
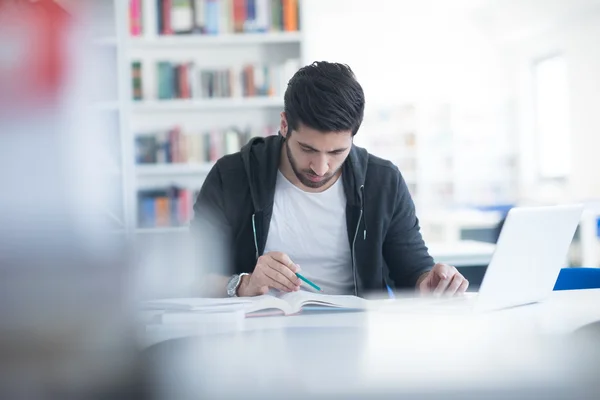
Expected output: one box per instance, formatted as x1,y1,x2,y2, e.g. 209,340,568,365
131,59,299,101
138,186,196,228
130,0,299,36
135,125,278,164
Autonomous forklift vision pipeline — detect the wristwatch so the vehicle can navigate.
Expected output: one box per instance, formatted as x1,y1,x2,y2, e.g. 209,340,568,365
226,273,249,297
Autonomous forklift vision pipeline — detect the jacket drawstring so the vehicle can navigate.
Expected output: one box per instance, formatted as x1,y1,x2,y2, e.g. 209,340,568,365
360,185,366,240
252,213,259,260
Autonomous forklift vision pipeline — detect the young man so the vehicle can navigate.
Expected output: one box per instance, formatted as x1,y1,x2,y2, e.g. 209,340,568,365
192,61,468,298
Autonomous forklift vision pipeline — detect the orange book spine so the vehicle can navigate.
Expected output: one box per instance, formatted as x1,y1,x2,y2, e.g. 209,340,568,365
155,197,170,227
283,0,297,31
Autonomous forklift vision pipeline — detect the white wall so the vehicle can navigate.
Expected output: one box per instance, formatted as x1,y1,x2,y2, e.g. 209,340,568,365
301,0,511,110
505,11,600,203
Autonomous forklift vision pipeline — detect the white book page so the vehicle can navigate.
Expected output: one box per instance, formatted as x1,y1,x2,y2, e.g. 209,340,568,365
244,295,294,315
279,291,368,312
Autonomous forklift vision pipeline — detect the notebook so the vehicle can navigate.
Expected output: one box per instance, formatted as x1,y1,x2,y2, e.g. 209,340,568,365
245,291,368,316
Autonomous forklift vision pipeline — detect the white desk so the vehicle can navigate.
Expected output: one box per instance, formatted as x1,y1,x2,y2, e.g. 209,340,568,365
428,240,495,267
142,289,600,399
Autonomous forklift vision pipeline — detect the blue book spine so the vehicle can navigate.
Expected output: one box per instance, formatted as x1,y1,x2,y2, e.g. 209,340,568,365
246,0,256,32
206,0,219,35
142,198,156,227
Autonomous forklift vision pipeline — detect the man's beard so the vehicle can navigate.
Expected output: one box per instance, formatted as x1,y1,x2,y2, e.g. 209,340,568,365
285,139,338,189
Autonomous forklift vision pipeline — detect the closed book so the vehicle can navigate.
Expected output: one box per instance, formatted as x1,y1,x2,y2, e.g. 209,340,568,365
169,127,181,163
131,61,143,100
245,65,255,97
233,0,246,33
203,133,212,162
178,132,188,162
173,64,181,98
166,186,180,226
192,0,205,33
135,135,157,164
230,65,242,98
157,62,169,100
162,0,174,34
171,0,194,34
155,197,170,227
270,0,281,31
140,196,156,228
255,0,269,32
283,0,297,31
178,189,192,225
209,131,222,161
225,129,240,155
245,0,256,32
156,132,169,163
254,65,266,96
190,134,205,163
130,0,143,36
205,0,219,35
157,0,164,34
219,0,233,34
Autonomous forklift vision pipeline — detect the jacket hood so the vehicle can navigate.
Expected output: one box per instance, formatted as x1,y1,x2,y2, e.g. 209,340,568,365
240,134,369,212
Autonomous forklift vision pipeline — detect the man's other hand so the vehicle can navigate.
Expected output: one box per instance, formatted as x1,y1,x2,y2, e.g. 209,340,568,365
418,263,469,296
237,252,302,297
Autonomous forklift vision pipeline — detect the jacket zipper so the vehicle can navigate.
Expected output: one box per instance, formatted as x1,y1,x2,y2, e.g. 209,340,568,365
252,213,259,260
351,185,365,296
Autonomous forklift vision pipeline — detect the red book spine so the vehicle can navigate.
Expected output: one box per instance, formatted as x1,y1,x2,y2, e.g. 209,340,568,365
233,0,247,33
162,0,173,34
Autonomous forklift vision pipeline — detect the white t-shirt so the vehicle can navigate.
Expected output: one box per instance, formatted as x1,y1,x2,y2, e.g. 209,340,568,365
263,171,354,295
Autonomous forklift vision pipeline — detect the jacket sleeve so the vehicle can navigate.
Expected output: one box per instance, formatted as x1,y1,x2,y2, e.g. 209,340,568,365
382,170,434,289
190,163,235,280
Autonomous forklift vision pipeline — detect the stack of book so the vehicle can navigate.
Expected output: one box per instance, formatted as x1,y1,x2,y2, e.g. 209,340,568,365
137,186,195,228
135,125,277,164
129,0,300,36
152,59,299,100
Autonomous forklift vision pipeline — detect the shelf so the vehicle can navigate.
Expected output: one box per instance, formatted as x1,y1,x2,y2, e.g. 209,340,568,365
136,227,189,234
131,97,284,112
136,163,214,177
130,32,301,48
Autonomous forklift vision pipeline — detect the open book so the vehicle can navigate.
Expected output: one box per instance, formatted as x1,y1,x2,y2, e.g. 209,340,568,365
245,291,367,316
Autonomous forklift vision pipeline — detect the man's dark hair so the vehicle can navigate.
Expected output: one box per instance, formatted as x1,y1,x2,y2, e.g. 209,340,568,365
284,61,365,136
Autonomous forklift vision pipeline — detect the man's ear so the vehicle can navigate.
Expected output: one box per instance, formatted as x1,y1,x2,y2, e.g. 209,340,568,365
280,112,288,138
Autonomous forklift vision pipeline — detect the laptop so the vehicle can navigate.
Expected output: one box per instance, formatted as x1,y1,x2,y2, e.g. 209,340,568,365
439,204,584,312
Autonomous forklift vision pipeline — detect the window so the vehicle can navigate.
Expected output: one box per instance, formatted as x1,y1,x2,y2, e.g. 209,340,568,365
533,54,571,179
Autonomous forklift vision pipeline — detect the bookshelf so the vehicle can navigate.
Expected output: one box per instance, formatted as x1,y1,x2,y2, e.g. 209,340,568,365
126,0,304,233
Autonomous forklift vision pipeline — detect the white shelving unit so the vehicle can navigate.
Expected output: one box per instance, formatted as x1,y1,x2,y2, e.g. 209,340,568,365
126,0,304,234
85,0,134,234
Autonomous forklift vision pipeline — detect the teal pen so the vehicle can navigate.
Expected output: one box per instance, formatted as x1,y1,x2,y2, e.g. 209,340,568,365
296,272,323,292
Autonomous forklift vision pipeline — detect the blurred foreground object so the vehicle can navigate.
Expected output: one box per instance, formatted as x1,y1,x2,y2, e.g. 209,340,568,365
0,1,145,398
0,0,70,109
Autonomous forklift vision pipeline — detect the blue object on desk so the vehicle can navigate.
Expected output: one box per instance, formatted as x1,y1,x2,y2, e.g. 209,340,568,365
553,267,600,291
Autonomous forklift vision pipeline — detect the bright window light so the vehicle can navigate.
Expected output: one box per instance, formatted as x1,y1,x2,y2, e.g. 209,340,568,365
533,54,571,179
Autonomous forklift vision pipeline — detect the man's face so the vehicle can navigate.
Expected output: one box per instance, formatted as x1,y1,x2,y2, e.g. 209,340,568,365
284,123,353,189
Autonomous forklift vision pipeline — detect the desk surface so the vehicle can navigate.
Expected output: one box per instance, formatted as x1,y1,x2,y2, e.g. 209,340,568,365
143,289,600,399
